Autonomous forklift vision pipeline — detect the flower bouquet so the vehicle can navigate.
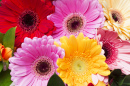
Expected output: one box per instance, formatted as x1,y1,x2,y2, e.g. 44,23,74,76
0,0,130,86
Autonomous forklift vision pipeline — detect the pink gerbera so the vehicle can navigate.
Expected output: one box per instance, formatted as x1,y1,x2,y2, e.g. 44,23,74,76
48,0,105,38
97,29,130,75
9,36,65,86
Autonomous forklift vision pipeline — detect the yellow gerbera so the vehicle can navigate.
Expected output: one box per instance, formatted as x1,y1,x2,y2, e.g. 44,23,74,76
99,0,130,40
55,33,110,86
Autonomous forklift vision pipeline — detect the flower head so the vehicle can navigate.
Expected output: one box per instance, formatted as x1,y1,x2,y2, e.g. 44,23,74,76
48,0,105,38
0,43,12,61
98,29,130,75
56,33,110,86
9,36,65,86
99,0,130,40
0,0,56,48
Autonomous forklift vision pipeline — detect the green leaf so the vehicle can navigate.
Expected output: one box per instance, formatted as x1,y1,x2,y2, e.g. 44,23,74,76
0,69,12,86
3,27,16,50
109,69,122,84
110,69,122,77
123,75,130,85
0,32,4,44
47,73,65,86
114,76,125,86
111,81,118,86
0,62,3,72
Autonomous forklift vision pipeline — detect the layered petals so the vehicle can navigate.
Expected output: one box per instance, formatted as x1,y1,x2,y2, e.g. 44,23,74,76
9,36,65,86
55,33,110,86
98,29,130,75
0,0,55,48
49,0,105,39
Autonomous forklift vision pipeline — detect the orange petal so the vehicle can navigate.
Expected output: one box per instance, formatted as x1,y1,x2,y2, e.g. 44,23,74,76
2,47,12,60
0,43,4,50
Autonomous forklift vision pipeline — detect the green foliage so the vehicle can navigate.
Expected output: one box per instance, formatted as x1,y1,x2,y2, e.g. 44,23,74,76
111,81,118,86
109,69,122,81
0,70,12,86
0,62,3,72
47,73,65,86
109,69,130,86
3,27,16,50
0,32,4,44
122,75,130,85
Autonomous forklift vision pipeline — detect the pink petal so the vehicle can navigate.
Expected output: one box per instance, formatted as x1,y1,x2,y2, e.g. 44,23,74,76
79,0,89,14
118,54,130,62
18,73,34,86
53,0,70,15
97,74,104,81
86,24,101,28
24,37,32,44
41,80,48,86
86,10,100,22
92,74,98,85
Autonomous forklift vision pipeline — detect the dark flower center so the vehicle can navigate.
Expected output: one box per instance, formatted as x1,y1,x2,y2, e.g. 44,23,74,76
19,10,39,32
36,61,51,75
102,42,118,64
112,13,118,22
67,16,83,32
102,46,110,59
22,14,34,27
111,10,123,24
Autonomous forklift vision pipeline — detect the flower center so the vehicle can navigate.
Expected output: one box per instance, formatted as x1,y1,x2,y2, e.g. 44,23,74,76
67,16,83,32
71,56,88,75
19,10,39,32
111,10,123,24
32,56,55,80
102,42,118,64
63,13,86,33
36,61,51,75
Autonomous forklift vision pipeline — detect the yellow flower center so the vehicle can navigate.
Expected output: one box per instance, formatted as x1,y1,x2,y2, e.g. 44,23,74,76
71,56,88,75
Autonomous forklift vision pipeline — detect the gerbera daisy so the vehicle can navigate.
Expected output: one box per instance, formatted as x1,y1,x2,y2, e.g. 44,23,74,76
48,0,105,38
97,29,130,75
99,0,130,40
0,0,55,48
55,33,110,86
9,36,65,86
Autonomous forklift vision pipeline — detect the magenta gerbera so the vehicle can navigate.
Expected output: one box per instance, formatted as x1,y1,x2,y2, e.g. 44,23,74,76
9,36,65,86
48,0,105,38
97,29,130,75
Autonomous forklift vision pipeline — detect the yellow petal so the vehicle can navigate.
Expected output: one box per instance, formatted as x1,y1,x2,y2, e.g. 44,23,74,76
68,35,78,52
77,33,84,46
78,39,87,53
57,58,63,66
60,36,69,44
90,45,101,57
96,81,106,86
61,43,70,58
54,41,60,47
98,70,110,76
60,62,69,70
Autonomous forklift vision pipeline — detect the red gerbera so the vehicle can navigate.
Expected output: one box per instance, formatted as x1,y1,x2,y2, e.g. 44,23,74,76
0,0,56,47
